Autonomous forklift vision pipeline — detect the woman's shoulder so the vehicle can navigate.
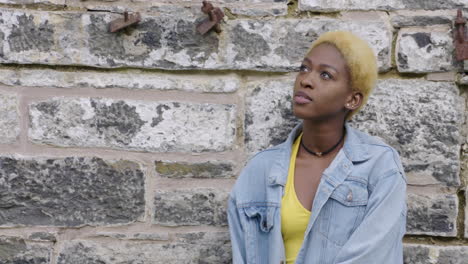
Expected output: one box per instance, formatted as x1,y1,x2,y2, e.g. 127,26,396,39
348,126,406,183
230,144,287,201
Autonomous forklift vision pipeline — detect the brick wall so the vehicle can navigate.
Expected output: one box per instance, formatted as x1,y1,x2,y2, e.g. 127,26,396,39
0,0,467,263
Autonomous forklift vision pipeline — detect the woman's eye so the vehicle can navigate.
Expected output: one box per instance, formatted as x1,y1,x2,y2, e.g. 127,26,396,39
321,71,332,80
299,65,309,72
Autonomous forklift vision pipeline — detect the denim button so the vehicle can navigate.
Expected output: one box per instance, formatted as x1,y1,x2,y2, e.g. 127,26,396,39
347,191,353,201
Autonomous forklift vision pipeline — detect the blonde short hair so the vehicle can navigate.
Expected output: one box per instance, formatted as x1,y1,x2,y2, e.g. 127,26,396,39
308,31,378,120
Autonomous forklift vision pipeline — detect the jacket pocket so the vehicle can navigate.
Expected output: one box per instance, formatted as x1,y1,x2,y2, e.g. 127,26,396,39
318,179,368,246
239,203,279,264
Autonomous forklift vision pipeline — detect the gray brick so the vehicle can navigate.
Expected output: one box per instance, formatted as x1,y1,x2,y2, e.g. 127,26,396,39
0,68,240,93
0,156,145,226
0,93,19,144
154,188,228,226
404,244,468,264
0,9,391,72
351,79,464,187
396,29,455,73
156,160,236,178
459,73,468,86
390,10,454,28
28,232,57,242
225,18,391,72
57,233,231,264
244,78,299,153
299,0,467,11
406,193,458,236
29,98,237,153
0,236,52,263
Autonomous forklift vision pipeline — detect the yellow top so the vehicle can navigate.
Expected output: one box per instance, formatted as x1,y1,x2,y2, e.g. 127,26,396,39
281,133,311,264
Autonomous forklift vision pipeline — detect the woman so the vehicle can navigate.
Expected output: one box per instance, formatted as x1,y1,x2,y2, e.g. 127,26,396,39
227,31,407,264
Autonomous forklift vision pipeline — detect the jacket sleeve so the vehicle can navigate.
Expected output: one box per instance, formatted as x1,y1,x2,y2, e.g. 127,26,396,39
334,170,407,264
228,195,247,264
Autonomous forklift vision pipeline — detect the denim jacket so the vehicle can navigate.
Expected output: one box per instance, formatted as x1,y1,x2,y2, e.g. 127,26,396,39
228,122,407,264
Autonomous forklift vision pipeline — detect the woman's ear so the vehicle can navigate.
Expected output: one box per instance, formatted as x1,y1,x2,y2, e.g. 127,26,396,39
344,91,363,110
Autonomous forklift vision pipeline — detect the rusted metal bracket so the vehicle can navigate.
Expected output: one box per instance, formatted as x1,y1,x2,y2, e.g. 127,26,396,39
455,9,468,70
109,11,141,33
197,1,224,35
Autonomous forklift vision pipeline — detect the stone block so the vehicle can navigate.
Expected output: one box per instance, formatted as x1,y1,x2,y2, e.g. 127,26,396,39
404,244,468,264
155,160,236,178
406,193,458,236
390,10,454,28
57,233,231,264
0,0,65,4
0,156,145,226
0,9,223,69
244,78,300,153
466,189,468,238
351,79,464,187
225,18,392,72
153,188,228,226
28,232,57,242
0,68,240,93
29,98,237,153
229,5,287,17
94,232,170,241
299,0,467,12
459,73,468,85
396,29,454,73
0,236,52,263
0,9,391,72
0,93,19,144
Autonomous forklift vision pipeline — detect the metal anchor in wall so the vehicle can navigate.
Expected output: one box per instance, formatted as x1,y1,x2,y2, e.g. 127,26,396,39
109,11,141,33
455,9,468,71
197,1,225,35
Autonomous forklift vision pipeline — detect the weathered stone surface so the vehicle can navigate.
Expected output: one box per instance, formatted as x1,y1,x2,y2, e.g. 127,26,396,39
226,18,392,72
155,160,235,178
29,98,236,153
64,0,287,17
459,73,468,85
397,29,454,73
0,9,391,72
0,68,240,93
57,233,231,264
94,232,170,241
351,79,464,187
0,93,19,144
406,193,458,236
0,0,65,4
244,78,299,153
154,188,228,226
0,9,222,69
229,5,287,17
391,10,454,27
28,232,57,242
0,236,51,263
466,189,468,238
299,0,468,11
404,244,468,264
0,156,144,226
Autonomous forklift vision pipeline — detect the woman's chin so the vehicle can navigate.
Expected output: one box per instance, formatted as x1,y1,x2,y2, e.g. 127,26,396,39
293,108,314,120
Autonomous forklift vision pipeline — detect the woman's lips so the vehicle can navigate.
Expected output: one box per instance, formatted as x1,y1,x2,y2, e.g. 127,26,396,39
294,91,312,104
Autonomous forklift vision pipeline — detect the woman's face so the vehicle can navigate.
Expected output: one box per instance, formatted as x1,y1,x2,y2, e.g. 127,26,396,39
293,43,354,122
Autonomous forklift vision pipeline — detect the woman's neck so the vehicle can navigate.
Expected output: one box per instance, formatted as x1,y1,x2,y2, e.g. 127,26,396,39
301,118,346,156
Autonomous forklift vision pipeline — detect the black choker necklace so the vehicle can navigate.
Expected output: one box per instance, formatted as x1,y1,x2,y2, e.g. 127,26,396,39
300,129,345,157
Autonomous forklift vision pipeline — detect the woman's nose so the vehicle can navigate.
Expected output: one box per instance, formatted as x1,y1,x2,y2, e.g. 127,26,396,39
300,74,315,89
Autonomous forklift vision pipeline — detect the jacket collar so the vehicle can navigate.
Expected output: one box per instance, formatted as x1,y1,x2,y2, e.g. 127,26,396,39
269,121,370,186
